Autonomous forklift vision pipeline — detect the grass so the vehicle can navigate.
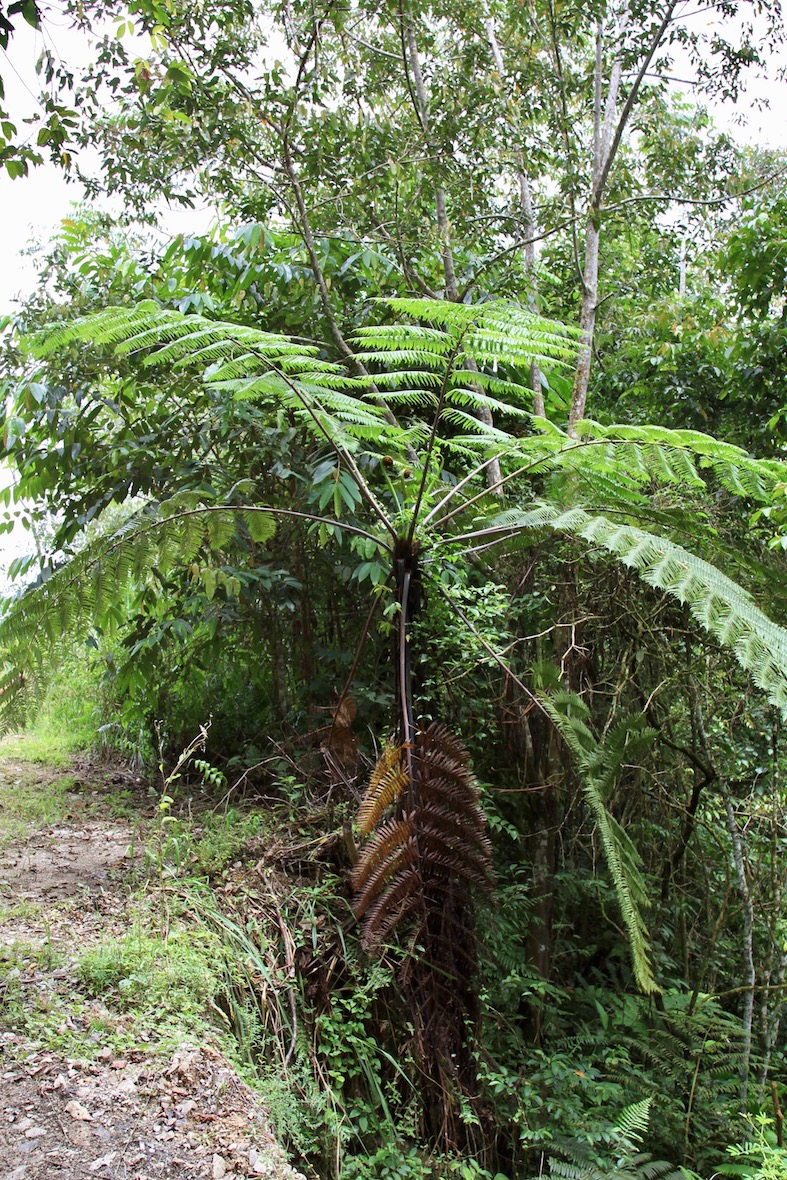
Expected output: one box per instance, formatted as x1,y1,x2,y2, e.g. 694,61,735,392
0,903,242,1062
0,896,47,923
0,731,78,767
0,761,75,848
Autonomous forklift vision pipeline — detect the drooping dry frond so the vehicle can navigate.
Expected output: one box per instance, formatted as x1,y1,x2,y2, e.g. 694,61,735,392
350,817,417,917
351,721,494,1104
356,743,410,837
352,722,493,952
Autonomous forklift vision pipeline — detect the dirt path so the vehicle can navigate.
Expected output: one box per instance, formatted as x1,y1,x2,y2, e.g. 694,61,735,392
0,753,306,1180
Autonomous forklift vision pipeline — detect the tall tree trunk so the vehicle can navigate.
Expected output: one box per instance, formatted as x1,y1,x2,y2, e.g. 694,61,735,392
404,12,502,490
568,22,623,432
565,4,678,433
723,789,755,1107
485,20,544,417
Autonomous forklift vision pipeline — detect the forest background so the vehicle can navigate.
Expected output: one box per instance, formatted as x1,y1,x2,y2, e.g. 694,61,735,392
4,1,787,1178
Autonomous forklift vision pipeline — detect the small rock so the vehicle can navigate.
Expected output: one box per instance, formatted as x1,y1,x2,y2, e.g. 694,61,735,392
249,1146,270,1174
64,1099,93,1121
24,1126,47,1139
212,1153,227,1179
89,1151,117,1171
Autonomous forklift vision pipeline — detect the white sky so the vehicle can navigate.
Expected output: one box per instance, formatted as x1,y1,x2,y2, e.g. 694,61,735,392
0,11,218,314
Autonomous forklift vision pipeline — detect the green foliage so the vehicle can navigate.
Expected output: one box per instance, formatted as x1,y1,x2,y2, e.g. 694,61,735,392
538,684,658,992
531,1098,684,1180
718,1117,787,1180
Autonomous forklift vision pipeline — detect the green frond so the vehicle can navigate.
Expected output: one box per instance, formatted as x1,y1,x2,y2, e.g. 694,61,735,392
353,348,448,368
31,306,371,452
575,420,787,503
362,369,443,390
615,1098,653,1144
353,323,455,347
471,503,787,715
370,298,581,370
375,390,440,409
440,407,515,439
0,499,278,724
541,692,658,994
446,385,531,419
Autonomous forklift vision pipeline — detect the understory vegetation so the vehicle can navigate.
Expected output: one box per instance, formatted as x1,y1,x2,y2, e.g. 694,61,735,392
2,0,787,1176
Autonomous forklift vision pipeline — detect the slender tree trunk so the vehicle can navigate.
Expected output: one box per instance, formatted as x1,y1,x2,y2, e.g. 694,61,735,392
568,23,623,432
759,720,785,1098
569,216,601,431
566,4,677,432
404,13,502,490
485,20,543,416
723,788,755,1107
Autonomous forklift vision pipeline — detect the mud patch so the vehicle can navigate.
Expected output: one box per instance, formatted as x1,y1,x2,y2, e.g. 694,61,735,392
0,822,137,900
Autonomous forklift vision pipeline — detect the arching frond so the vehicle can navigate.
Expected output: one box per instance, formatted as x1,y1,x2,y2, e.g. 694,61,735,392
573,420,787,503
0,498,384,725
455,504,787,715
0,496,274,655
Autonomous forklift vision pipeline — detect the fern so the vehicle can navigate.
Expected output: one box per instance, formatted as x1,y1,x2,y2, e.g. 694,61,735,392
531,1097,684,1180
537,688,658,994
11,301,787,731
453,504,787,716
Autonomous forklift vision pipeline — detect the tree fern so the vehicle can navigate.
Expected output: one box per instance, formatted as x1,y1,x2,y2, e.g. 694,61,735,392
9,298,787,734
